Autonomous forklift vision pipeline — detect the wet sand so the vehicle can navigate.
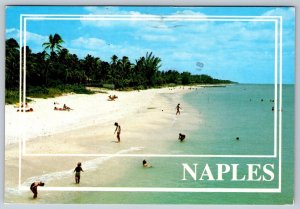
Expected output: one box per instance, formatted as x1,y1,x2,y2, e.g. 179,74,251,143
5,86,201,203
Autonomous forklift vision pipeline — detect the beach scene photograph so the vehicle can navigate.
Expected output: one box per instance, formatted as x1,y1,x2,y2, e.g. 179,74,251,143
5,6,295,204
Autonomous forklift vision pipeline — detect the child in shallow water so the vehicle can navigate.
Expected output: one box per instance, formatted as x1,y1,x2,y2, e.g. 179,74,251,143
30,181,45,199
74,162,84,184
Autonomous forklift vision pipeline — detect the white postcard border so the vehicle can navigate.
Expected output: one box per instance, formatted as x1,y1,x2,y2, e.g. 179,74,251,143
18,14,283,192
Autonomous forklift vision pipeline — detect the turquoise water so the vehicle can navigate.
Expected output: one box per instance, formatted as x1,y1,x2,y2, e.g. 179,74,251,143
66,84,294,204
177,84,277,155
7,84,294,204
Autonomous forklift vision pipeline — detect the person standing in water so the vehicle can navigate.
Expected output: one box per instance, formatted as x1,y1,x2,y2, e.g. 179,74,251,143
114,122,121,143
74,162,84,184
176,103,182,115
30,181,45,199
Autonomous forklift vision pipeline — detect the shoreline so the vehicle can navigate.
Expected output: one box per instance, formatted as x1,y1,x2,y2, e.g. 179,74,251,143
4,84,294,204
5,86,201,203
5,86,202,146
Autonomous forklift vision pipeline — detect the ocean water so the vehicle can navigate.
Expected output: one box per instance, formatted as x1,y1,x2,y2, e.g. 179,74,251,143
6,84,294,204
181,84,280,155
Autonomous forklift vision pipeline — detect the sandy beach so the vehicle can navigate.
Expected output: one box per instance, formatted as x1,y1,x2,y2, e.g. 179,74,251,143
5,86,201,202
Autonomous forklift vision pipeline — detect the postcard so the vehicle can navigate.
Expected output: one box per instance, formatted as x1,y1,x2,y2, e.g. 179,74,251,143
5,6,295,204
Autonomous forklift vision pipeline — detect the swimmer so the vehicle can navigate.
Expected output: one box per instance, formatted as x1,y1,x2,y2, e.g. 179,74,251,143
143,159,152,168
178,133,186,142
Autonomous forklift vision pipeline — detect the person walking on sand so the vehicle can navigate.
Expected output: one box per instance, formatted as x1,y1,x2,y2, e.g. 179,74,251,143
114,122,121,143
30,181,45,199
176,103,182,115
74,162,84,184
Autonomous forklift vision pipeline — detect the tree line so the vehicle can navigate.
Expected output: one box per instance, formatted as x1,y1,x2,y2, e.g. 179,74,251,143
6,33,234,91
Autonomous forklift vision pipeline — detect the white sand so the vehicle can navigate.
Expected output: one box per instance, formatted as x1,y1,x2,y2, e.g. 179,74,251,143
5,86,201,202
6,87,202,145
5,88,178,145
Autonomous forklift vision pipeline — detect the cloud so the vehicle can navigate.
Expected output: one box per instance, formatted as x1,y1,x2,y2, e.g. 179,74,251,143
27,31,48,44
68,36,153,62
172,52,195,60
6,27,19,39
262,7,295,21
84,6,117,14
75,8,280,80
71,37,108,50
81,7,158,28
81,7,207,29
6,28,48,46
141,34,177,42
137,18,274,47
6,28,18,34
84,7,207,17
260,7,295,53
84,6,138,15
173,9,206,17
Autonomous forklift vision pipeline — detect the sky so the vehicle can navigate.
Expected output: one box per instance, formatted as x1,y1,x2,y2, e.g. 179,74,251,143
5,6,295,84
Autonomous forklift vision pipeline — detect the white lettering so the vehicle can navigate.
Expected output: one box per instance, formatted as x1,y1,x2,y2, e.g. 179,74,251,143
263,164,275,181
217,164,230,181
182,163,198,180
199,164,215,180
231,164,246,181
247,164,262,181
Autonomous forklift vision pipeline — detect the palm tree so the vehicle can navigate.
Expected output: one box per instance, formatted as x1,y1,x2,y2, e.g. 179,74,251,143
82,54,100,83
118,56,132,88
133,57,146,87
111,55,118,65
119,56,131,76
42,34,64,86
5,38,20,89
57,48,71,83
144,52,161,70
108,55,119,86
42,33,64,54
35,50,49,85
138,52,161,87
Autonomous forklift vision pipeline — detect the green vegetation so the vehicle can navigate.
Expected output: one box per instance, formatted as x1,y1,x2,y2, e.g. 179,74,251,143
5,90,20,104
6,85,93,104
5,34,235,104
27,85,94,98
